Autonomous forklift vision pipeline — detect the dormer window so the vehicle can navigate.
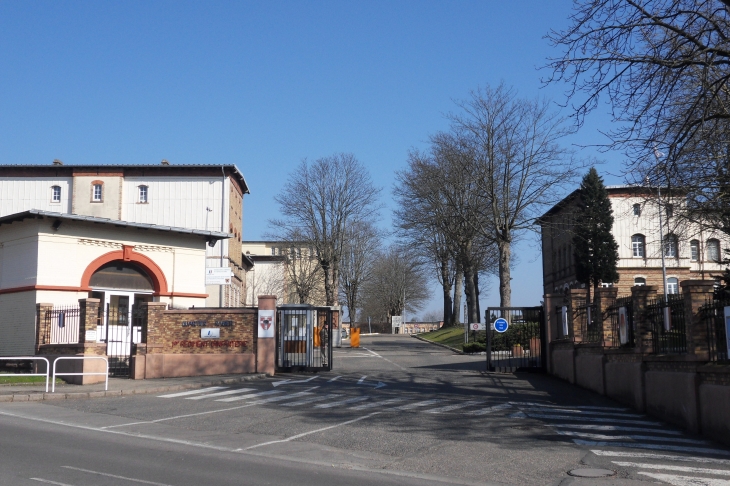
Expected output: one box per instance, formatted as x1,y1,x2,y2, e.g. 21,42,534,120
138,185,148,203
51,185,61,203
92,182,103,202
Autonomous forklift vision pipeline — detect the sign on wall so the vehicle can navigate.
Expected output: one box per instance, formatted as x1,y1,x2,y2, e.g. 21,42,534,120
618,306,628,345
561,306,569,337
392,316,402,327
201,328,220,339
258,309,275,338
206,267,233,285
469,322,486,331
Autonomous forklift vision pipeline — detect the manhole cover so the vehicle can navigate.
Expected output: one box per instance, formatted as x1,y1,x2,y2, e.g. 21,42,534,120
568,468,615,478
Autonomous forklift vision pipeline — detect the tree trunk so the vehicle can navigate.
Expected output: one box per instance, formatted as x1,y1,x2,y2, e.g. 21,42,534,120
452,264,464,325
463,263,478,325
322,262,335,306
497,237,511,308
474,272,481,323
439,255,454,326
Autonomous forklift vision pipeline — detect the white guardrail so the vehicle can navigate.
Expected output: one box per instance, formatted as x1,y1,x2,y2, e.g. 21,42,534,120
52,356,109,392
0,357,50,392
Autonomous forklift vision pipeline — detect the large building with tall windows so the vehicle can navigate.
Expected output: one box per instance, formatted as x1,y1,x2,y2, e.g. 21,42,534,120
538,184,730,297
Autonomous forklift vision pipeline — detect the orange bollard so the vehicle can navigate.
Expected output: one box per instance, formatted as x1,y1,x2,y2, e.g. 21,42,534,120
350,328,360,348
313,326,320,347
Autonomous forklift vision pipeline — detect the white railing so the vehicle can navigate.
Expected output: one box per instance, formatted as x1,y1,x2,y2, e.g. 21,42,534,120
52,356,108,392
0,357,50,393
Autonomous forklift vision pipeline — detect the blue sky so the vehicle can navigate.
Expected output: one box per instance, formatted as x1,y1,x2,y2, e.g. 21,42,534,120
0,1,624,317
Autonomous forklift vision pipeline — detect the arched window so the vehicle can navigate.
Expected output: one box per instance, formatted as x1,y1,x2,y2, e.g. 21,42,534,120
51,185,61,203
634,277,646,286
690,240,699,261
89,262,154,291
663,234,678,258
667,277,679,295
707,239,721,262
631,234,645,258
632,203,641,216
138,185,148,203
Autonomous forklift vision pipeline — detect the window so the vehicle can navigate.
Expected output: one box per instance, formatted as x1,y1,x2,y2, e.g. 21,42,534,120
51,185,61,203
634,277,646,286
666,204,674,219
663,234,677,258
92,183,103,202
271,247,276,256
707,239,721,262
138,185,148,203
632,203,641,216
631,234,645,258
667,277,679,295
690,240,699,261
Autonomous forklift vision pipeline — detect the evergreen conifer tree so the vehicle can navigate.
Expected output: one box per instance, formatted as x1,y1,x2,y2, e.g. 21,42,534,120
573,168,620,309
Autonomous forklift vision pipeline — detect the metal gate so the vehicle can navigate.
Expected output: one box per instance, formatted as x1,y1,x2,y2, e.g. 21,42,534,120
276,306,333,372
486,307,545,372
99,304,147,377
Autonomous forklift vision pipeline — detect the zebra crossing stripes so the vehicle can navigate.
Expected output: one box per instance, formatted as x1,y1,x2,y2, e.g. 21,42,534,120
186,388,256,400
592,450,730,466
575,439,730,456
593,451,730,485
216,390,282,402
350,397,405,410
314,396,370,408
395,399,442,411
638,472,730,485
157,387,229,398
613,462,730,477
248,390,314,405
522,412,660,425
553,423,683,435
508,401,629,411
468,403,512,416
425,400,485,414
556,430,709,445
281,393,342,407
519,406,644,418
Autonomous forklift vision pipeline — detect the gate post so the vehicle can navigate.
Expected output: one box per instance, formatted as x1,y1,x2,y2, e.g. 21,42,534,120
680,280,715,361
257,295,277,376
595,286,618,346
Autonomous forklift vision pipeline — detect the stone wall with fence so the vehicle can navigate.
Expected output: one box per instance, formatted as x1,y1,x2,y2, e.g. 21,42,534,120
544,280,730,446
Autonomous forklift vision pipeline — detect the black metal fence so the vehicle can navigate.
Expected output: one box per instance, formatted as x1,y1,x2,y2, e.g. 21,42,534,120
486,307,545,372
574,299,601,343
647,294,687,354
98,304,147,377
276,306,333,372
702,297,730,362
607,296,634,347
44,305,81,344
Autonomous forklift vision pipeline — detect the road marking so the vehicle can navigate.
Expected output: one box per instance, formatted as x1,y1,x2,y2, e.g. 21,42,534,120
554,424,683,435
186,388,256,400
240,412,382,450
519,407,645,418
314,396,370,408
525,413,661,425
327,376,342,382
468,403,513,416
350,397,405,410
613,462,730,476
509,401,628,411
272,376,319,387
61,466,174,485
637,472,730,485
362,347,408,371
592,450,730,465
30,480,74,486
425,400,485,414
556,430,709,445
157,387,227,398
249,390,314,404
574,439,730,455
357,376,367,384
216,390,283,402
282,393,342,407
395,399,442,411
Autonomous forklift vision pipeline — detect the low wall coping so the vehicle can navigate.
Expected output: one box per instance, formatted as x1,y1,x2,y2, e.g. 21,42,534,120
697,363,730,374
163,308,257,315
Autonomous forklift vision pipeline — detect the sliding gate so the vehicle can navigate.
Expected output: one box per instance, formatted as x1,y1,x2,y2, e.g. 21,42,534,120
486,307,545,372
276,305,333,372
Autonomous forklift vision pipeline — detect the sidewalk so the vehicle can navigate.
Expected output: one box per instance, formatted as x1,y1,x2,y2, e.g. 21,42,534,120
0,373,267,402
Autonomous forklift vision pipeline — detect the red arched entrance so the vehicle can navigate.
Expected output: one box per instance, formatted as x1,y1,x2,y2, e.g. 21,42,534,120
80,245,169,295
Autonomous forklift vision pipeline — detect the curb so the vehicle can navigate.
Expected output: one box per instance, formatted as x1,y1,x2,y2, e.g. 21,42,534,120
411,334,465,355
0,373,268,402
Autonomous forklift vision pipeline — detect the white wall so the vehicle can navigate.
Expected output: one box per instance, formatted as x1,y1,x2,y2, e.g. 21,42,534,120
0,291,37,356
0,177,72,216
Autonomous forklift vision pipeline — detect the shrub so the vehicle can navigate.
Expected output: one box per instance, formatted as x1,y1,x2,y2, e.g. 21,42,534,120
462,342,486,354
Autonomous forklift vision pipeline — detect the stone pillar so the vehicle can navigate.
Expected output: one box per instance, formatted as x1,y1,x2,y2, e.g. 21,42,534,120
567,289,587,342
632,285,658,353
680,280,715,361
78,298,100,344
257,295,277,376
35,303,54,350
595,287,618,346
144,302,168,351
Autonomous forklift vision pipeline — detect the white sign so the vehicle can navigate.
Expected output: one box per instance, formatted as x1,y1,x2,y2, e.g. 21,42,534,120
201,328,220,339
392,316,402,327
85,330,97,342
258,309,275,338
724,306,730,358
469,322,486,331
618,307,628,345
206,267,233,285
561,306,569,337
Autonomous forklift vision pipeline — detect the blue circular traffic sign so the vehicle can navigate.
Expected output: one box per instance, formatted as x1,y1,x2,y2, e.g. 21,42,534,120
494,318,509,333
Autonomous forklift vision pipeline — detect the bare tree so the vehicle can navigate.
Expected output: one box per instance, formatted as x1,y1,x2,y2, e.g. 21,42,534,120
339,220,381,322
448,83,579,307
284,245,325,305
270,154,381,306
245,262,286,306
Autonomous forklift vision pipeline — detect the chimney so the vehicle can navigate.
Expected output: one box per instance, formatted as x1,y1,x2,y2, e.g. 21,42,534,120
160,159,170,166
52,159,63,166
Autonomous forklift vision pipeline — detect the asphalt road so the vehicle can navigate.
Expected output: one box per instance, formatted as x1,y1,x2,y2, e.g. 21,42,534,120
1,335,729,486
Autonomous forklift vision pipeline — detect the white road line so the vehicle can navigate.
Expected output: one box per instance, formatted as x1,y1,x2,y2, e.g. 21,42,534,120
395,399,442,411
186,388,255,400
574,439,730,456
468,403,512,416
519,407,645,418
613,462,730,476
61,466,174,485
556,430,709,445
357,376,367,384
248,390,315,405
509,401,629,411
526,413,660,425
216,390,282,402
638,472,730,486
327,376,342,382
314,396,370,408
592,450,730,465
554,424,683,435
157,387,227,398
30,479,74,486
425,400,485,414
362,347,408,371
350,397,405,410
240,412,382,450
281,394,342,407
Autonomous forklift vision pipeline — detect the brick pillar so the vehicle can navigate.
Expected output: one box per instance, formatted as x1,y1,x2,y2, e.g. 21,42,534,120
632,285,658,353
567,288,587,342
595,287,618,346
78,298,100,344
257,295,277,376
680,280,715,361
35,303,54,350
